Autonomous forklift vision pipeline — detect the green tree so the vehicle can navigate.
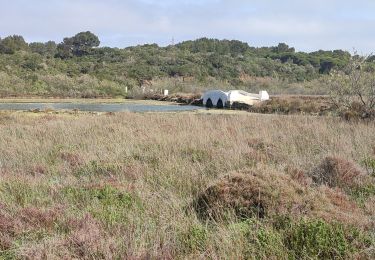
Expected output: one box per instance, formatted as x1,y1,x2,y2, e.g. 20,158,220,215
29,42,45,54
57,31,100,58
30,41,57,57
275,43,295,53
326,54,375,118
0,35,29,54
72,31,100,56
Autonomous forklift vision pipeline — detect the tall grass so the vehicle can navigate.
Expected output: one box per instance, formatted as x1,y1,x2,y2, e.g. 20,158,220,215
0,111,374,258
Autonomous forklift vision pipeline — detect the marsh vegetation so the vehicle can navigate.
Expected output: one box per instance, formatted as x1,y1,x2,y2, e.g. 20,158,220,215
0,111,374,258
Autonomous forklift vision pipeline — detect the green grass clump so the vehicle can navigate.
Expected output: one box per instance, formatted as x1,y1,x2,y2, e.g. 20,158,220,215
230,219,288,259
179,224,208,253
0,181,53,207
63,185,140,226
362,156,375,176
229,218,375,259
285,219,352,259
74,160,123,178
349,184,375,205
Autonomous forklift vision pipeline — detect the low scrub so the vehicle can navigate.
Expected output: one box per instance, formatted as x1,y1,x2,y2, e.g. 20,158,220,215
63,185,139,227
236,220,288,259
249,96,333,115
193,167,370,227
231,218,374,259
310,156,369,190
179,224,208,253
284,219,373,259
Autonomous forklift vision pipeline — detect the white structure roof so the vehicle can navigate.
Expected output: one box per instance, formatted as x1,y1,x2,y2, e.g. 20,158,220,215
202,90,269,107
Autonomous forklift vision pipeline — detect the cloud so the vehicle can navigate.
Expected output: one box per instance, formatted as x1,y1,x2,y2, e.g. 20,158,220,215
0,0,373,52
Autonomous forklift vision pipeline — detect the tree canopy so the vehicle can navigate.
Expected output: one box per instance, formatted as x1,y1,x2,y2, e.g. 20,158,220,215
0,35,28,54
57,31,100,58
0,32,364,97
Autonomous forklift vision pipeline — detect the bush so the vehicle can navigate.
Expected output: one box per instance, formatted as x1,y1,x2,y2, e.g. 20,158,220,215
231,218,374,259
179,224,207,253
74,160,123,177
349,184,375,205
362,157,375,176
193,167,370,227
193,168,308,220
326,55,375,120
232,220,288,259
285,219,355,259
63,185,138,226
193,171,269,220
310,156,366,190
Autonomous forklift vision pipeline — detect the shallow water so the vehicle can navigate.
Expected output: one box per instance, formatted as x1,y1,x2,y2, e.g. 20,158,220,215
0,102,202,112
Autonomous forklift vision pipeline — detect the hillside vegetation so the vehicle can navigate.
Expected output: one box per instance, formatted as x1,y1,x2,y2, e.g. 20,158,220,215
0,111,374,258
2,32,373,97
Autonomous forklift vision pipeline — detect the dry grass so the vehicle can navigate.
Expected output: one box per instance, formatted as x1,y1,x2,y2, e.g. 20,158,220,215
0,111,374,258
310,156,368,189
193,166,370,228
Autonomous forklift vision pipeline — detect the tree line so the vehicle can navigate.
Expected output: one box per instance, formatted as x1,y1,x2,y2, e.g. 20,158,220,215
0,31,373,97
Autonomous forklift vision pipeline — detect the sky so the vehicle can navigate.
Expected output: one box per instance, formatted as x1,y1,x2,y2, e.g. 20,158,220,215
0,0,374,53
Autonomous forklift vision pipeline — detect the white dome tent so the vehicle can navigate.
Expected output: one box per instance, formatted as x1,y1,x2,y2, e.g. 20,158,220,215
202,90,270,108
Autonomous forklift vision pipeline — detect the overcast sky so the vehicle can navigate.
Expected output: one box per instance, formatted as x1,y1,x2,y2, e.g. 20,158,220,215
0,0,374,53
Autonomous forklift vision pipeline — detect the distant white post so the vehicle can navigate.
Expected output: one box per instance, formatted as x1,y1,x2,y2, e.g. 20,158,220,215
259,91,270,101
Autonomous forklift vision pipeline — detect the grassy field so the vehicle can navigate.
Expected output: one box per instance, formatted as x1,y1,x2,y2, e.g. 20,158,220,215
0,110,374,259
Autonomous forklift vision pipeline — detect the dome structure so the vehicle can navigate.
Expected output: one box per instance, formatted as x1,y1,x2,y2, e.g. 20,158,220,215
202,90,269,108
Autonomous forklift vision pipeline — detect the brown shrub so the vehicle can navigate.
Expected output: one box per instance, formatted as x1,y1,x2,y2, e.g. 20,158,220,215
340,102,375,121
310,156,366,189
193,167,370,227
313,187,368,227
193,168,309,220
342,110,361,121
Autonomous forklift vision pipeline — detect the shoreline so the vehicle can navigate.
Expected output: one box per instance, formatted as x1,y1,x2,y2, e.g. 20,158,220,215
0,97,179,106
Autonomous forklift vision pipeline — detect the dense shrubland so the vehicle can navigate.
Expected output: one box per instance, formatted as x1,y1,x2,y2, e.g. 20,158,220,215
1,32,372,97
